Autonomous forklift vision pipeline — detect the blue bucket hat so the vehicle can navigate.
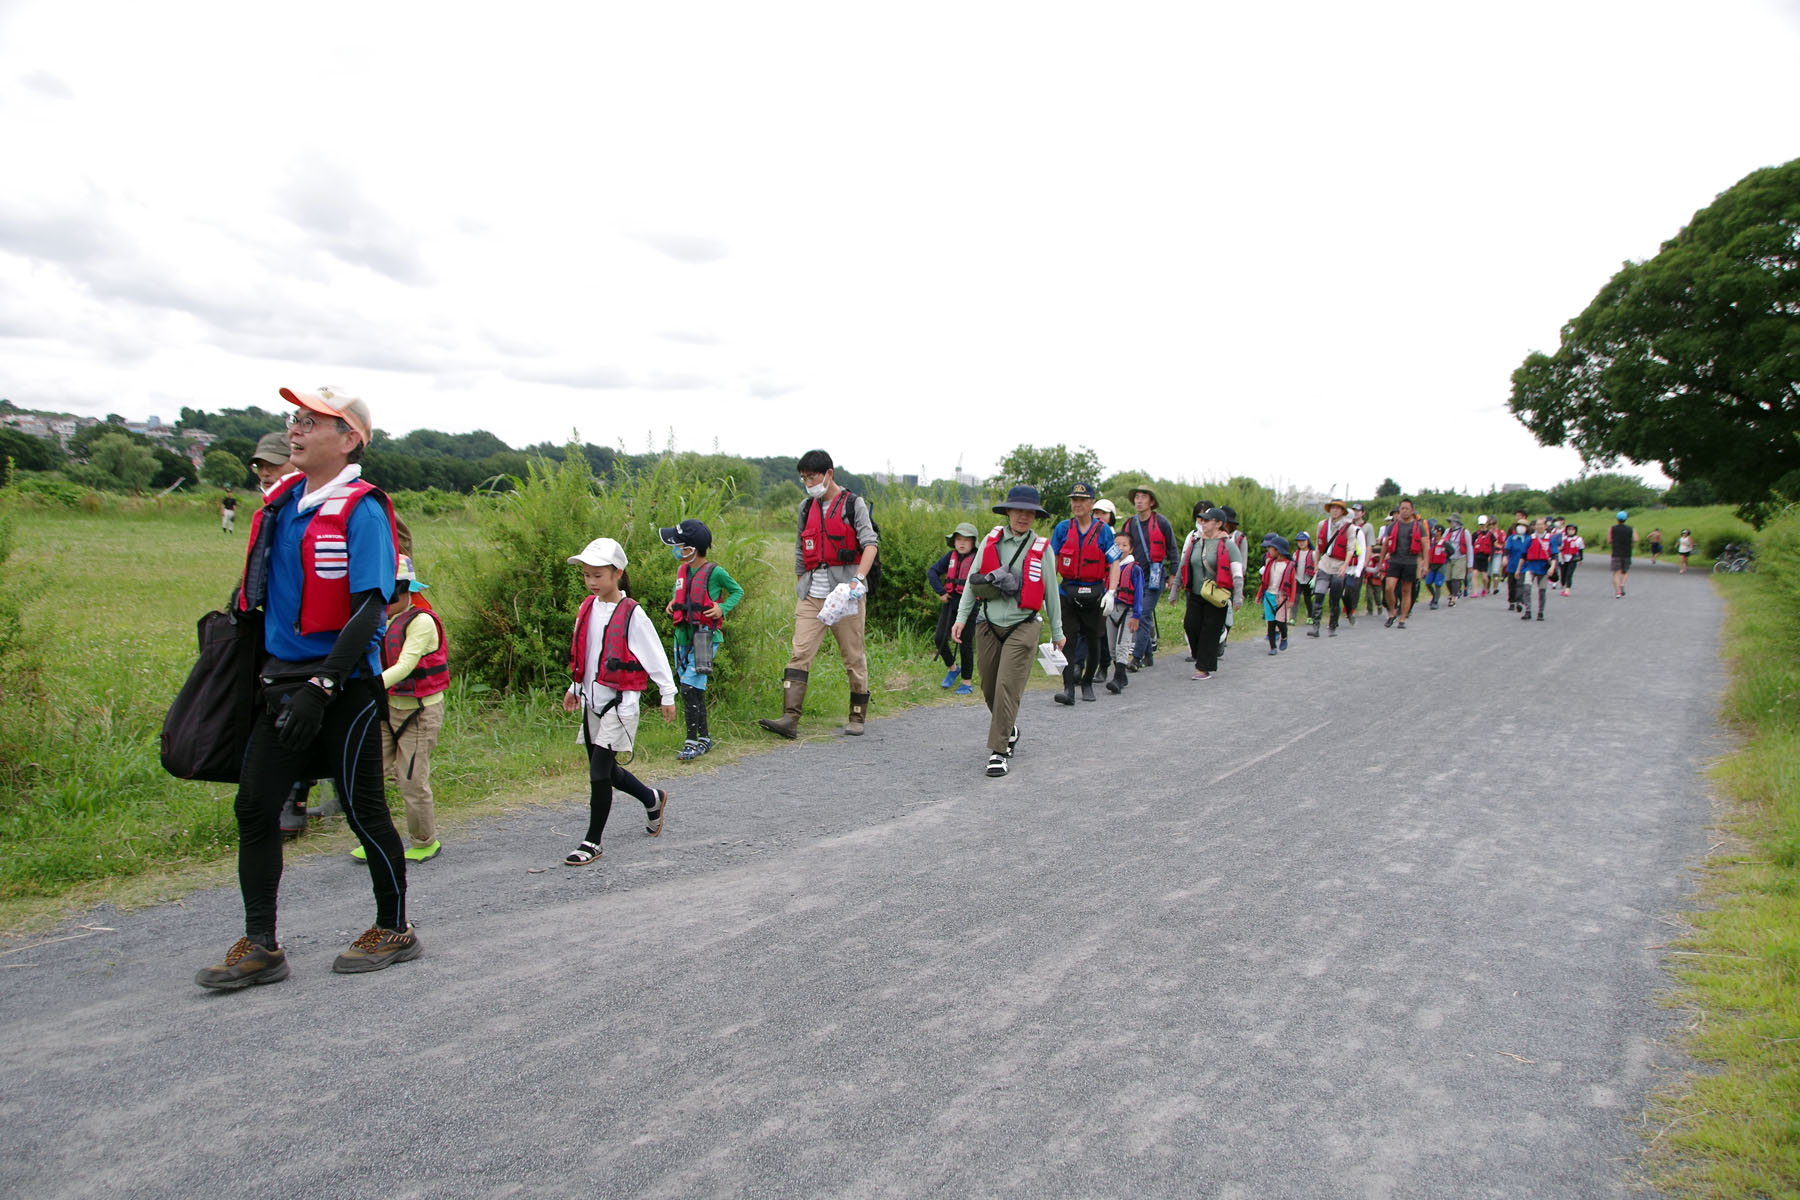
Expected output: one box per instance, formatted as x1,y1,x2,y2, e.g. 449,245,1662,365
1260,533,1290,556
993,485,1049,516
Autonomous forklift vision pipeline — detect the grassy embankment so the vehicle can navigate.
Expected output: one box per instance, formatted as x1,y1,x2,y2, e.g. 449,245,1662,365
1646,506,1800,1198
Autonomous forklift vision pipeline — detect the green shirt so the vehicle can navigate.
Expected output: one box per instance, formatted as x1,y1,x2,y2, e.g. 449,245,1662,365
953,528,1064,643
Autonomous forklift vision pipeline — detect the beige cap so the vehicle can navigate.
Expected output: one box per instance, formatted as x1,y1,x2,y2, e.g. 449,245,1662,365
249,431,292,467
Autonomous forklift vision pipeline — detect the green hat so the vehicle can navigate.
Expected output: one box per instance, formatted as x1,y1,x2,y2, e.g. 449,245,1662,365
945,521,980,546
249,431,291,468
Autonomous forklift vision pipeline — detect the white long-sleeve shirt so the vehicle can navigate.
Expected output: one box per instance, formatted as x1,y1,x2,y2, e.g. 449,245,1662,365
569,598,677,716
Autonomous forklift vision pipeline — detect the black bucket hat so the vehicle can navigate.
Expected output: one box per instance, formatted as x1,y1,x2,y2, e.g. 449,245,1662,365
993,485,1049,516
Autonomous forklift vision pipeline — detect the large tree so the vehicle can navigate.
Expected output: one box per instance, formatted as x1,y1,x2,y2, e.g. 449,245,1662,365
1509,159,1800,521
993,443,1104,518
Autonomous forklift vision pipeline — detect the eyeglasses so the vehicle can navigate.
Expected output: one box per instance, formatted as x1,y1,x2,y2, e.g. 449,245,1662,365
286,411,351,434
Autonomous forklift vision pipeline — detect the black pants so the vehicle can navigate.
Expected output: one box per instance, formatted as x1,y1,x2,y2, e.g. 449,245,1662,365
1060,594,1107,684
1183,594,1228,672
236,674,405,942
585,742,657,843
933,598,976,679
1560,561,1576,590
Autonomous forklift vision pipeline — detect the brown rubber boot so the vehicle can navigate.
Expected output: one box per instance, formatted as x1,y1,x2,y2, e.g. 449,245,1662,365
757,668,808,739
845,691,870,736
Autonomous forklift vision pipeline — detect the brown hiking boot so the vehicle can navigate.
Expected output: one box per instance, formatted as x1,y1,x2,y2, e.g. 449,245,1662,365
757,669,808,739
845,691,869,735
331,924,422,974
195,937,289,990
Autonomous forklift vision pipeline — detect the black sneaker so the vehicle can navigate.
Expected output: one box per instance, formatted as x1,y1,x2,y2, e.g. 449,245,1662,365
331,925,423,974
645,789,669,837
1384,616,1396,628
986,753,1009,777
195,938,290,990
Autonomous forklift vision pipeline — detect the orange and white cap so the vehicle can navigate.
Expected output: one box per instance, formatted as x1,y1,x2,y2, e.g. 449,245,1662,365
280,385,371,447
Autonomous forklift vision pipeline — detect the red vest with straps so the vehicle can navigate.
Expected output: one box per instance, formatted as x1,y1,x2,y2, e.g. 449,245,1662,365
942,549,974,598
1474,530,1494,553
1178,536,1234,593
569,596,650,691
1115,560,1137,607
1055,519,1108,582
1316,517,1354,561
382,607,450,699
1525,533,1553,563
978,527,1050,611
237,474,398,635
1130,515,1169,564
801,492,861,570
1292,548,1317,579
670,560,721,629
1429,534,1450,566
1259,558,1297,606
1385,519,1425,557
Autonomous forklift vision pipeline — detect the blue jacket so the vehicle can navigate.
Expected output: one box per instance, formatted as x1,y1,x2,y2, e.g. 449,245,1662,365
1504,532,1529,574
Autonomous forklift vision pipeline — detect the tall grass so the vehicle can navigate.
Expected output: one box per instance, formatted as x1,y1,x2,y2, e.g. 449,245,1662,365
1647,505,1800,1198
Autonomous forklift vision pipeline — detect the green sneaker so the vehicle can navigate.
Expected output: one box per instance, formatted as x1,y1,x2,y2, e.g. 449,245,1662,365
404,840,441,863
351,843,367,861
331,924,422,974
195,938,290,990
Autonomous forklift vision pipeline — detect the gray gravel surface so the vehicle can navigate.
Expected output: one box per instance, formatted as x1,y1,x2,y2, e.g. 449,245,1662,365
0,566,1722,1199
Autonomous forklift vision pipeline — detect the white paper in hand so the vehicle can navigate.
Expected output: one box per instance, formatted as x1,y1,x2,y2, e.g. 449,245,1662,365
1036,643,1068,676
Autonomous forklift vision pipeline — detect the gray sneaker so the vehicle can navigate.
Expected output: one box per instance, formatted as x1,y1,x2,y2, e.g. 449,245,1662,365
331,925,422,974
195,938,290,990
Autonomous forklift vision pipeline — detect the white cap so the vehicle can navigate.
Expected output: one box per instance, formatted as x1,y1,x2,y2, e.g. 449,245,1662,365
1093,498,1116,515
567,537,627,569
1476,515,1488,524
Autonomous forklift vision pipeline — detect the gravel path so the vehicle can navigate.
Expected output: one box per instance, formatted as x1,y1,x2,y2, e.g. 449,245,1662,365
0,565,1722,1199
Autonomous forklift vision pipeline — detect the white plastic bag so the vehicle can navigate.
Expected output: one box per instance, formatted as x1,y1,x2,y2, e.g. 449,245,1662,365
817,581,861,627
1036,642,1068,676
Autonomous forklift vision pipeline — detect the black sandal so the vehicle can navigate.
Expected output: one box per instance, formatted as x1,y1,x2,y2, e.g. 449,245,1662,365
563,841,602,866
645,790,669,837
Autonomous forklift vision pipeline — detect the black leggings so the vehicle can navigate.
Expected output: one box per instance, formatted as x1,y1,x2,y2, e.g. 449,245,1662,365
1183,594,1228,672
585,742,658,844
933,597,976,679
1560,561,1576,590
236,674,405,942
1060,594,1108,684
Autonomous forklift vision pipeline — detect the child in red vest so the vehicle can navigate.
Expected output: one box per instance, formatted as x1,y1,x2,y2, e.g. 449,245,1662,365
928,522,980,695
1257,534,1297,653
660,520,744,760
561,537,676,866
353,555,448,864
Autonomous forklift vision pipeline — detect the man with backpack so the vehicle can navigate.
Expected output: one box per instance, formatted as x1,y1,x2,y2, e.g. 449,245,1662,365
758,449,880,739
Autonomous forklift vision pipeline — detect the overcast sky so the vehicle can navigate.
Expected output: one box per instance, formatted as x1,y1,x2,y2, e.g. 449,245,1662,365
1,2,1795,497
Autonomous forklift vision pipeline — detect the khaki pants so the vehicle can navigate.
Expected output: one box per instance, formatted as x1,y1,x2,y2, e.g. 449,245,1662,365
976,617,1039,754
382,699,443,847
787,594,869,692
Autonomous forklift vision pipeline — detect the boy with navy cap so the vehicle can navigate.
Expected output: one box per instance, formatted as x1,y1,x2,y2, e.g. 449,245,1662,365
659,519,744,760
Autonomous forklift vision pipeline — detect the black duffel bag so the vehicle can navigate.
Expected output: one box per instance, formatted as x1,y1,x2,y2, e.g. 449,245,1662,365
161,605,264,783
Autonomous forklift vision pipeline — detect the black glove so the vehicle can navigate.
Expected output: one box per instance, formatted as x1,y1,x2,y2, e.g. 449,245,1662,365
277,682,330,750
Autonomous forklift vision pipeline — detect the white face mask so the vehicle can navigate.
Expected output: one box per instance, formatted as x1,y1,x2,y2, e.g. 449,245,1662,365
1516,525,1527,534
805,482,827,499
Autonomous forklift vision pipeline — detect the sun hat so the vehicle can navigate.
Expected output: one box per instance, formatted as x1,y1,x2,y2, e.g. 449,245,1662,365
1093,498,1116,516
1262,533,1291,556
280,385,371,447
1323,498,1348,513
568,537,628,569
945,521,980,545
658,519,713,554
1126,484,1160,508
249,431,292,468
993,485,1048,516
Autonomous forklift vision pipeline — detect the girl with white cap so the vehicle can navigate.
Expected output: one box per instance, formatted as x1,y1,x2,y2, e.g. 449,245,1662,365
561,536,677,865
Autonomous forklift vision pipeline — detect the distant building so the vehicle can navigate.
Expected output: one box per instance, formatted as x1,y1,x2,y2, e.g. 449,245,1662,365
1499,482,1529,493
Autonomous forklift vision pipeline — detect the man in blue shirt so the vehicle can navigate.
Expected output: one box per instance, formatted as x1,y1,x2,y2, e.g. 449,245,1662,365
196,386,420,990
1048,483,1122,705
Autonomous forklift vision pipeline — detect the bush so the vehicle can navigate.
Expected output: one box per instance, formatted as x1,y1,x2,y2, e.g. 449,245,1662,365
862,494,984,634
1704,530,1748,558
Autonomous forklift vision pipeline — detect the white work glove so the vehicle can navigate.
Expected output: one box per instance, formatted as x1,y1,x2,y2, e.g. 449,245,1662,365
1101,589,1117,617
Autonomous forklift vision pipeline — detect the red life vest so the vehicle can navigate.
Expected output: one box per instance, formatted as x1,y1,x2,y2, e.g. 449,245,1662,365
1429,534,1450,566
1525,533,1553,563
801,491,862,570
1384,519,1425,557
1474,530,1494,553
237,474,399,635
1115,560,1137,607
569,596,650,691
1292,548,1317,580
1129,514,1169,564
382,606,450,699
670,560,720,629
1178,536,1234,593
1559,536,1583,562
1258,558,1297,606
1055,519,1108,583
941,549,974,598
977,527,1050,611
1316,517,1354,561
